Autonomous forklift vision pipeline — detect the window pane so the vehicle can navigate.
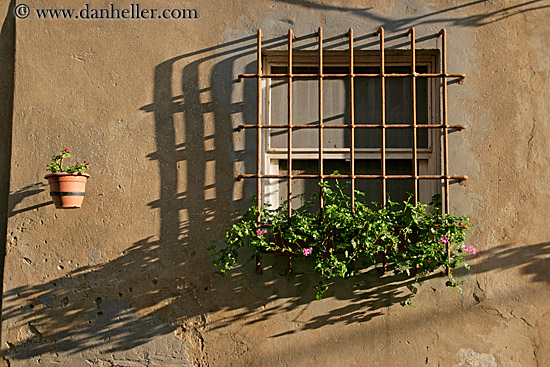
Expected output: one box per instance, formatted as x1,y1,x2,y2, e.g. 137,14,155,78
269,66,429,150
270,67,320,149
278,159,414,209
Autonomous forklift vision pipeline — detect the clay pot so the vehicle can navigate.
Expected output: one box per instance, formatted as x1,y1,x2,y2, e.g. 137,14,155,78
44,173,90,209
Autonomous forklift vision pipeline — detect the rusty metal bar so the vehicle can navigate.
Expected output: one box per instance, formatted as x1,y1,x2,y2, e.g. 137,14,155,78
238,174,468,180
349,28,355,213
409,28,418,204
239,123,467,130
318,27,324,214
440,28,450,275
256,29,263,218
255,29,263,274
440,29,450,215
377,27,386,207
377,27,387,274
288,29,293,219
239,73,466,80
286,255,293,274
286,29,295,274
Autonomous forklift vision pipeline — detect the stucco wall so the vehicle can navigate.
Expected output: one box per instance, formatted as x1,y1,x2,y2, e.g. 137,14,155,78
0,0,15,310
2,0,550,366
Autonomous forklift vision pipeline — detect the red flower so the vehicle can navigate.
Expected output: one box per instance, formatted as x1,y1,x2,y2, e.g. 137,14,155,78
84,161,90,165
63,147,70,153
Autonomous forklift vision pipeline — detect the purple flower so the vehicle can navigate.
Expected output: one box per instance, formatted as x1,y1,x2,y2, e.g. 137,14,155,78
302,247,313,256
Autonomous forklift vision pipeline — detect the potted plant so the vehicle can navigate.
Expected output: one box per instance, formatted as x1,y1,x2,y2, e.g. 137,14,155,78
44,147,90,209
209,178,475,303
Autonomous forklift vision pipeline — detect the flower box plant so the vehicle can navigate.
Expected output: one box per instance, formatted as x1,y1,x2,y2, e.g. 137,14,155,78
44,147,90,209
209,178,474,303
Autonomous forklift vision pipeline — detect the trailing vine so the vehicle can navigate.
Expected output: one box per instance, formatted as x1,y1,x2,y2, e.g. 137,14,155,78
209,179,473,302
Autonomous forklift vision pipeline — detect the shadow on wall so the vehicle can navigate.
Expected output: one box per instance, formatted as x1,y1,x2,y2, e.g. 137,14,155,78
277,0,550,31
3,235,549,359
0,0,15,345
454,241,550,284
3,2,550,360
7,183,49,217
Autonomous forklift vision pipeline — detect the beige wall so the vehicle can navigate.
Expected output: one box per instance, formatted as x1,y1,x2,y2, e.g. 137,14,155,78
0,0,15,311
2,0,550,366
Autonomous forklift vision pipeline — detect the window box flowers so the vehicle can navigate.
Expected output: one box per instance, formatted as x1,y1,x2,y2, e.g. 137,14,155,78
209,180,474,302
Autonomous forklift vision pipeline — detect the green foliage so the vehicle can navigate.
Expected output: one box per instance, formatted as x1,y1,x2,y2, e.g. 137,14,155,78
209,178,472,302
47,147,90,174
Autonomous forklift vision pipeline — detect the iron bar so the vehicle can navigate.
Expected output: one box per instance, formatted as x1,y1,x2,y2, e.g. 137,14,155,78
238,123,467,130
440,29,450,215
255,29,263,274
318,27,324,214
378,27,387,207
238,173,468,180
349,28,355,213
288,29,293,219
409,28,418,204
440,28,450,275
378,26,387,274
256,29,262,218
287,255,293,274
239,72,466,80
287,29,294,274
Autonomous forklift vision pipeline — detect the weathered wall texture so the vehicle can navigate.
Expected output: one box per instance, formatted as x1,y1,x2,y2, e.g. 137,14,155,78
2,0,550,366
0,0,15,307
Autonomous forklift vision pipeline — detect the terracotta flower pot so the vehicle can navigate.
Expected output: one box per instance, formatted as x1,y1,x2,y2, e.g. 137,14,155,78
44,173,90,209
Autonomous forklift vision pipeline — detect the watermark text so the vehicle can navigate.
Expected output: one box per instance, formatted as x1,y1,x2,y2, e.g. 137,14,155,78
15,3,199,20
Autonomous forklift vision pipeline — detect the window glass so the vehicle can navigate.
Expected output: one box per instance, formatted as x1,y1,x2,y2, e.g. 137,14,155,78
269,66,429,150
278,159,413,209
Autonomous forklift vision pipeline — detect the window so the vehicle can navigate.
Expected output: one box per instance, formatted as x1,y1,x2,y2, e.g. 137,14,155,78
238,28,466,216
263,52,439,209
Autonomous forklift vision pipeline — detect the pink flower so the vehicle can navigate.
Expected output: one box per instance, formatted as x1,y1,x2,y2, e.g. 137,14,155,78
440,236,449,245
302,247,313,256
256,229,267,236
464,246,478,255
